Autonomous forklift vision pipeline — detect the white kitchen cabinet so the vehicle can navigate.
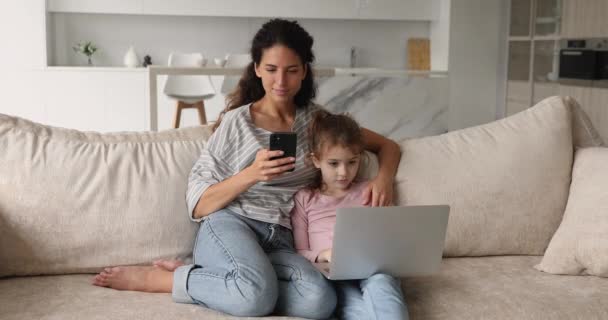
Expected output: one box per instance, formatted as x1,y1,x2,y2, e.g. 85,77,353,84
587,87,608,141
561,0,608,39
532,82,559,104
505,0,561,116
142,0,358,19
42,68,148,132
47,0,144,14
358,0,437,21
47,0,438,21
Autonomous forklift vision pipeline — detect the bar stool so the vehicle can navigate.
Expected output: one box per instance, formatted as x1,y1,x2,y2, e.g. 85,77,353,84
163,53,215,128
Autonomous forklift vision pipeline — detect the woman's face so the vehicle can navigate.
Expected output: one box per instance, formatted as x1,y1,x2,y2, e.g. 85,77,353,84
254,45,307,105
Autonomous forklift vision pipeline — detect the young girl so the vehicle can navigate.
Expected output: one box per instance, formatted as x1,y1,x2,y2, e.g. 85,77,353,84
291,110,408,320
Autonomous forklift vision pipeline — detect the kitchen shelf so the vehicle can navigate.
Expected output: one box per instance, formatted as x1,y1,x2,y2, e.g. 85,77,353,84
45,66,148,72
47,0,439,21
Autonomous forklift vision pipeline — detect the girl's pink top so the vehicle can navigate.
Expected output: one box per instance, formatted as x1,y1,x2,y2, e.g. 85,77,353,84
290,181,369,262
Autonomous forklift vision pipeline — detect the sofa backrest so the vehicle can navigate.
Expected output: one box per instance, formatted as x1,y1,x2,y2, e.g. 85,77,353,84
1,95,601,275
0,115,211,277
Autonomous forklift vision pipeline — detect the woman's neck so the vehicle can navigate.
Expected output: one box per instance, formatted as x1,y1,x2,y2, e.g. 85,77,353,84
251,97,296,132
256,96,296,117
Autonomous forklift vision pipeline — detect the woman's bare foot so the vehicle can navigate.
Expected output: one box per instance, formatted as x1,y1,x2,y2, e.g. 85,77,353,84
92,266,173,293
153,259,185,271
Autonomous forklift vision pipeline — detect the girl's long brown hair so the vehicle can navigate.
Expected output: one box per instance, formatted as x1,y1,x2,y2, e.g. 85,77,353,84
212,19,317,132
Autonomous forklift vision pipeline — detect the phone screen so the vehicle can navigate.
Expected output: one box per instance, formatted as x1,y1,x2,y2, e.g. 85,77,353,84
269,132,297,172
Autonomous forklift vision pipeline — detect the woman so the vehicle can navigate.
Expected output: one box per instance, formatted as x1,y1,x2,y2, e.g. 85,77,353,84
93,18,401,319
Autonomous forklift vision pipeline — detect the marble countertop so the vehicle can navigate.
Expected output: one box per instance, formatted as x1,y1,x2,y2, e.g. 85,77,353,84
148,66,448,77
46,66,448,77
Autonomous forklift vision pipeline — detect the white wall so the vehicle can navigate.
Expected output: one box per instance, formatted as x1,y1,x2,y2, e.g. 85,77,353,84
0,1,47,123
49,13,429,69
448,0,509,131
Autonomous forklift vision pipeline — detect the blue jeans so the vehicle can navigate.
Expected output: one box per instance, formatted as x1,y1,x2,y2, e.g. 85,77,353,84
172,209,337,318
335,274,408,320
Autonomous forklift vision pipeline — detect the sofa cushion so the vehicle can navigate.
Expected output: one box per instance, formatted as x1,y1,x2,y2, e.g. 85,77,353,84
402,256,608,320
395,96,574,256
0,114,210,277
1,257,606,320
536,147,608,277
0,274,295,320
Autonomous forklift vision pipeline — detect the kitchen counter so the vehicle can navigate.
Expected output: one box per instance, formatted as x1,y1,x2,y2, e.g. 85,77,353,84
148,66,448,131
147,66,448,77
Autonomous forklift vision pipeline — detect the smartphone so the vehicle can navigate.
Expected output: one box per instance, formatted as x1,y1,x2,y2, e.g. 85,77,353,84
269,132,297,172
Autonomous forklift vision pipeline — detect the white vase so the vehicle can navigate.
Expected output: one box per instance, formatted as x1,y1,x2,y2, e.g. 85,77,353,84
123,46,139,68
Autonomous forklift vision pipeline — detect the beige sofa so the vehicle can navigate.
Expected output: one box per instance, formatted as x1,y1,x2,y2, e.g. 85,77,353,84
1,96,607,320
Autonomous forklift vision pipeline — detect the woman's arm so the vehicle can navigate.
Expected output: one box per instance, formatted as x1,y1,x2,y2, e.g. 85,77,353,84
361,127,401,207
192,149,296,219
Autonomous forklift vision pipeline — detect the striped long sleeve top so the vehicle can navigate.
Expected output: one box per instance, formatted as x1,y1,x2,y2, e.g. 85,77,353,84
186,103,321,228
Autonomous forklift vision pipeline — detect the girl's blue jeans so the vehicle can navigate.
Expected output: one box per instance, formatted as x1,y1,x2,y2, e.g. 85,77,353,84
335,273,409,320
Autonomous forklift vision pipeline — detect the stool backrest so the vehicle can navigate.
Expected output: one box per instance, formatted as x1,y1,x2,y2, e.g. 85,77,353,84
164,52,215,99
220,53,251,94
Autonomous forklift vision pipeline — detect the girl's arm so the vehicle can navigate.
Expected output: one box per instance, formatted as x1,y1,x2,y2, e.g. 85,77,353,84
290,194,322,263
360,127,402,207
193,149,296,219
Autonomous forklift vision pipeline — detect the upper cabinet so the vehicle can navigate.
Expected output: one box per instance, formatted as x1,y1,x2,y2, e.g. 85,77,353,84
141,0,358,20
357,0,438,21
47,0,439,21
509,0,532,37
561,0,608,38
48,0,144,14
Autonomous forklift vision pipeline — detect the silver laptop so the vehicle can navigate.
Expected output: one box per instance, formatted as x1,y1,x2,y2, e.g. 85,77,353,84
314,205,449,280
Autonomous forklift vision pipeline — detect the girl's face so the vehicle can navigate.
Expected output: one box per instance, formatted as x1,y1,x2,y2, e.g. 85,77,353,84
254,45,307,105
312,144,361,193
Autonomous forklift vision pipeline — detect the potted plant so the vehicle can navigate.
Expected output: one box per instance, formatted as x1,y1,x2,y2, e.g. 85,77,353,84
73,41,98,66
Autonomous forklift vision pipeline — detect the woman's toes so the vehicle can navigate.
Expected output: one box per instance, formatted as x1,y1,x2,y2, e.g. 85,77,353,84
93,275,107,287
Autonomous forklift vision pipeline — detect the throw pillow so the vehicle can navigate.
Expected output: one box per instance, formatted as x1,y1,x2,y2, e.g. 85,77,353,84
394,96,574,256
535,147,608,277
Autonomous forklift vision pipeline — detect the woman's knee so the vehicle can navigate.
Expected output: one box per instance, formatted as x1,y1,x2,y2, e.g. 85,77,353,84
229,281,279,316
215,268,279,317
273,252,337,318
309,282,338,319
294,274,337,319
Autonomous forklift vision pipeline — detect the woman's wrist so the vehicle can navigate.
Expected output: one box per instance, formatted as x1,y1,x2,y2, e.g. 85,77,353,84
376,170,396,182
240,166,261,186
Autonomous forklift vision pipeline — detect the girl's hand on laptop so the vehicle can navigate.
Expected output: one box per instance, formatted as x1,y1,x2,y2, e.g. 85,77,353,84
362,175,394,207
317,249,332,263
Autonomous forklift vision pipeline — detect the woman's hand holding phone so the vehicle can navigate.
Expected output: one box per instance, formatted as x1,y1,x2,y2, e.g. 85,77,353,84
245,149,296,183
